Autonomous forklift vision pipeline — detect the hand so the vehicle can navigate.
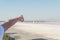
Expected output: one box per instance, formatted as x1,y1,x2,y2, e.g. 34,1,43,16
17,15,24,22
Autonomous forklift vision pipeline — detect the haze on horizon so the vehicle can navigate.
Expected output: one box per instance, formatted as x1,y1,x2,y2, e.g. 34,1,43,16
0,0,60,21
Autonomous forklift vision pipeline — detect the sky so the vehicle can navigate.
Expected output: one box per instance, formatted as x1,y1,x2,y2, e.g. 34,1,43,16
0,0,60,21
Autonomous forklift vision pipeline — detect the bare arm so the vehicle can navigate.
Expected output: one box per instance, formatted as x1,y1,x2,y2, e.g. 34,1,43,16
1,16,24,31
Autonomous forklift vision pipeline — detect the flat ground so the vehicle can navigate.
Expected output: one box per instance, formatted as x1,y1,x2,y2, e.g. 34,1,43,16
5,22,59,40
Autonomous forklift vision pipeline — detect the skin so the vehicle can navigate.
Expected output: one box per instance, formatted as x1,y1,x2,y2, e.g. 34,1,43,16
1,15,24,31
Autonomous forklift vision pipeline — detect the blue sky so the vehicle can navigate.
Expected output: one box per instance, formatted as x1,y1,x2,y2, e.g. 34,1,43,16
0,0,60,21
